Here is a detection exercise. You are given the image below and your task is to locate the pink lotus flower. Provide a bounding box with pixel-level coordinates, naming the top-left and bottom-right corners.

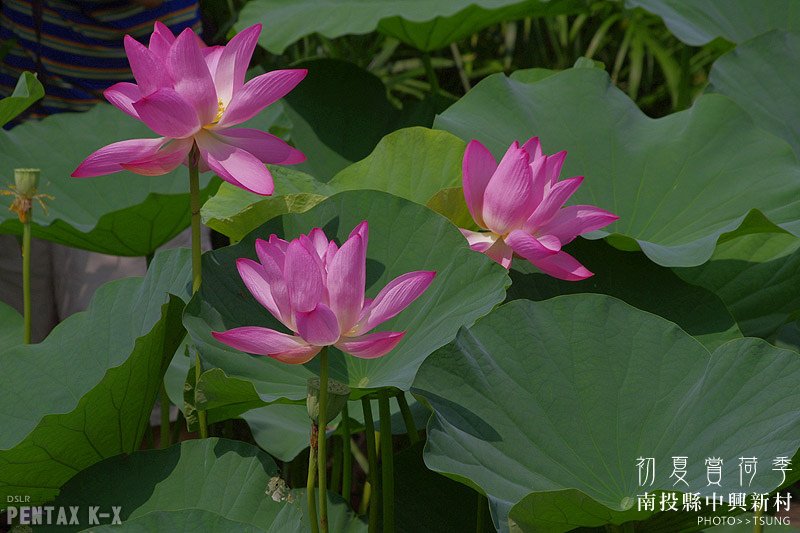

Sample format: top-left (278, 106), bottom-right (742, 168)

top-left (71, 22), bottom-right (306, 196)
top-left (212, 221), bottom-right (436, 364)
top-left (460, 138), bottom-right (618, 280)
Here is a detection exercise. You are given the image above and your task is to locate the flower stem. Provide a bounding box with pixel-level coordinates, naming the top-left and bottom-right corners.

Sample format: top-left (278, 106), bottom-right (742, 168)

top-left (188, 147), bottom-right (202, 295)
top-left (317, 347), bottom-right (330, 533)
top-left (21, 216), bottom-right (31, 344)
top-left (341, 402), bottom-right (352, 503)
top-left (422, 52), bottom-right (440, 96)
top-left (307, 424), bottom-right (319, 533)
top-left (395, 391), bottom-right (419, 445)
top-left (349, 437), bottom-right (368, 473)
top-left (331, 435), bottom-right (342, 494)
top-left (361, 397), bottom-right (380, 532)
top-left (188, 147), bottom-right (208, 440)
top-left (378, 390), bottom-right (395, 533)
top-left (11, 168), bottom-right (43, 345)
top-left (450, 42), bottom-right (471, 93)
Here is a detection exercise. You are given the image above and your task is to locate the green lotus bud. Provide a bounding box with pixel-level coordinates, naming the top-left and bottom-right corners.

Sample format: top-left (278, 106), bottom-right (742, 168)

top-left (14, 168), bottom-right (40, 197)
top-left (307, 377), bottom-right (350, 425)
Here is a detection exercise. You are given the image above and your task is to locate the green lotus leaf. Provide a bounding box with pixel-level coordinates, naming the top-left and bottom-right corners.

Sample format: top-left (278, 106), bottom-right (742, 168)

top-left (241, 404), bottom-right (314, 462)
top-left (626, 0), bottom-right (800, 46)
top-left (201, 165), bottom-right (329, 242)
top-left (205, 191), bottom-right (323, 244)
top-left (180, 367), bottom-right (267, 433)
top-left (237, 0), bottom-right (584, 53)
top-left (0, 104), bottom-right (216, 256)
top-left (163, 342), bottom-right (287, 446)
top-left (282, 59), bottom-right (448, 179)
top-left (202, 127), bottom-right (465, 241)
top-left (377, 0), bottom-right (585, 51)
top-left (351, 393), bottom-right (429, 434)
top-left (507, 490), bottom-right (739, 533)
top-left (84, 510), bottom-right (263, 532)
top-left (0, 301), bottom-right (22, 349)
top-left (700, 517), bottom-right (798, 533)
top-left (426, 187), bottom-right (476, 229)
top-left (196, 368), bottom-right (266, 419)
top-left (507, 490), bottom-right (643, 533)
top-left (507, 238), bottom-right (742, 350)
top-left (183, 190), bottom-right (509, 398)
top-left (0, 71), bottom-right (44, 127)
top-left (413, 295), bottom-right (800, 530)
top-left (242, 391), bottom-right (428, 462)
top-left (329, 127), bottom-right (464, 202)
top-left (42, 438), bottom-right (365, 532)
top-left (675, 231), bottom-right (800, 339)
top-left (0, 97), bottom-right (284, 256)
top-left (774, 321), bottom-right (800, 354)
top-left (164, 350), bottom-right (428, 461)
top-left (0, 249), bottom-right (190, 506)
top-left (709, 30), bottom-right (800, 157)
top-left (435, 67), bottom-right (800, 267)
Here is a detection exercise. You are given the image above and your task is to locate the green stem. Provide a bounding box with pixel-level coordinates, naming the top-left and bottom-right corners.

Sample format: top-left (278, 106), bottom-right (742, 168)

top-left (195, 350), bottom-right (208, 438)
top-left (317, 348), bottom-right (329, 533)
top-left (395, 391), bottom-right (419, 445)
top-left (307, 425), bottom-right (320, 533)
top-left (378, 391), bottom-right (395, 533)
top-left (22, 217), bottom-right (31, 344)
top-left (341, 402), bottom-right (352, 503)
top-left (188, 147), bottom-right (208, 440)
top-left (362, 397), bottom-right (380, 532)
top-left (421, 53), bottom-right (440, 96)
top-left (449, 42), bottom-right (471, 93)
top-left (331, 436), bottom-right (342, 495)
top-left (159, 383), bottom-right (170, 448)
top-left (188, 146), bottom-right (202, 295)
top-left (349, 437), bottom-right (368, 474)
top-left (358, 481), bottom-right (372, 517)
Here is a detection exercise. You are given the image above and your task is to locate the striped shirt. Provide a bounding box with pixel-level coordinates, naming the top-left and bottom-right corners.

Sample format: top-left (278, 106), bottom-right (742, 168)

top-left (0, 0), bottom-right (201, 121)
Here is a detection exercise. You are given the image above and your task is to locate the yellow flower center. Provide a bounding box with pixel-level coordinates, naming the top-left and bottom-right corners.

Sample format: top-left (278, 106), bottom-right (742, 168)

top-left (212, 98), bottom-right (225, 124)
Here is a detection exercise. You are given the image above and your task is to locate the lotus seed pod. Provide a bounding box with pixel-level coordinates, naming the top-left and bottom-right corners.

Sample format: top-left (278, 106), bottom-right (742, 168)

top-left (14, 168), bottom-right (40, 197)
top-left (307, 377), bottom-right (351, 425)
